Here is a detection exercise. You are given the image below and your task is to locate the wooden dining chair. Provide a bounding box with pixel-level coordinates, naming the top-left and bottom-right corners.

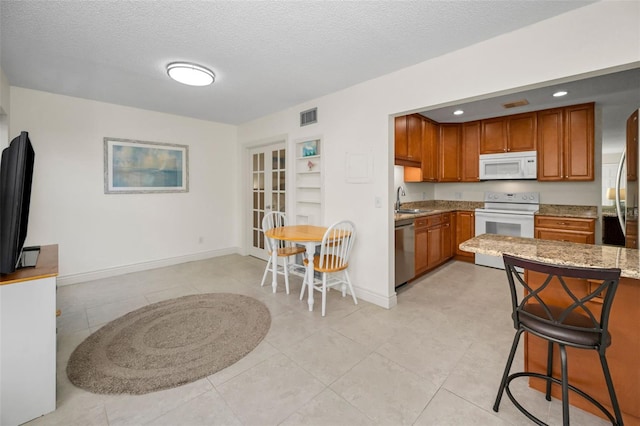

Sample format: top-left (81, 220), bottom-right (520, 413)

top-left (300, 220), bottom-right (357, 316)
top-left (260, 211), bottom-right (305, 294)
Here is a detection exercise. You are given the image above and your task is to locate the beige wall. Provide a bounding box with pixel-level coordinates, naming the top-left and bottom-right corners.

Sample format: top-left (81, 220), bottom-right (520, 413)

top-left (10, 88), bottom-right (238, 281)
top-left (0, 67), bottom-right (9, 147)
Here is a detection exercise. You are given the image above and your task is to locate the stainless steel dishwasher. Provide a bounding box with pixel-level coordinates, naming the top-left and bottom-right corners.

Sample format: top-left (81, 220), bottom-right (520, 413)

top-left (395, 218), bottom-right (415, 288)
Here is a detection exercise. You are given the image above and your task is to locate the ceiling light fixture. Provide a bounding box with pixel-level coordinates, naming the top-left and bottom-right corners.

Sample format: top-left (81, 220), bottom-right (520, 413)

top-left (553, 90), bottom-right (568, 97)
top-left (453, 110), bottom-right (464, 116)
top-left (166, 62), bottom-right (215, 86)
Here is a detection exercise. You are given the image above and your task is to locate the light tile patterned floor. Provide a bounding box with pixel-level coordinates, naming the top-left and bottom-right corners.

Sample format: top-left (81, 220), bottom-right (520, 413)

top-left (30, 255), bottom-right (611, 425)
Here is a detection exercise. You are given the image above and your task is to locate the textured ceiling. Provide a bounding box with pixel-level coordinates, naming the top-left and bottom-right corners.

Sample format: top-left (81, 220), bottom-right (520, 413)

top-left (0, 1), bottom-right (596, 125)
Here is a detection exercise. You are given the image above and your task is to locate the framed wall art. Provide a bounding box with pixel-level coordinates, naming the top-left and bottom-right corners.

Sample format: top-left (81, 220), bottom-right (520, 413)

top-left (104, 138), bottom-right (189, 194)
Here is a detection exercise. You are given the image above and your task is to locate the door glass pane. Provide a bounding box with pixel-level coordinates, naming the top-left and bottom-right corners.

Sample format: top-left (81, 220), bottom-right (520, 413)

top-left (249, 143), bottom-right (286, 254)
top-left (252, 152), bottom-right (265, 250)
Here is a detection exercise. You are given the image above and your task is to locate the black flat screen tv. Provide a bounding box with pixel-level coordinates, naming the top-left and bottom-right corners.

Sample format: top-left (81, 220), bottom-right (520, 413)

top-left (0, 131), bottom-right (35, 274)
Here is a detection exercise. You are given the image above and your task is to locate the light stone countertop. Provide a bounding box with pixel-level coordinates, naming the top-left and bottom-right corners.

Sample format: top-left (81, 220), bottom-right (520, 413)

top-left (536, 204), bottom-right (598, 219)
top-left (460, 234), bottom-right (640, 279)
top-left (394, 200), bottom-right (483, 222)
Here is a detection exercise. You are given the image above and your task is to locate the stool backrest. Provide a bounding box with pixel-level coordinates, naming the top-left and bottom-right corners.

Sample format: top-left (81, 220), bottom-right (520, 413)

top-left (502, 254), bottom-right (621, 346)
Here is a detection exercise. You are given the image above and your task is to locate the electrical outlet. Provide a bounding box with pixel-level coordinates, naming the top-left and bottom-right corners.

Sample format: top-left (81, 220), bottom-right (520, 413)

top-left (422, 192), bottom-right (426, 200)
top-left (374, 196), bottom-right (382, 208)
top-left (198, 236), bottom-right (204, 244)
top-left (455, 192), bottom-right (462, 199)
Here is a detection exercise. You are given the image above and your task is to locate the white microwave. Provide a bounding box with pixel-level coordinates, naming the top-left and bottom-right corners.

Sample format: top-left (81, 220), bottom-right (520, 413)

top-left (479, 151), bottom-right (537, 180)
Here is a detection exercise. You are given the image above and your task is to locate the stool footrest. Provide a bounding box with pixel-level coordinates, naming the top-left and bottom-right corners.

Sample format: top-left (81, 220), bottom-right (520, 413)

top-left (503, 371), bottom-right (619, 426)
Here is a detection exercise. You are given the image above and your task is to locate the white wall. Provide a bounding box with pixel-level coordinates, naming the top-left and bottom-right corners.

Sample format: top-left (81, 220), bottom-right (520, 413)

top-left (10, 88), bottom-right (238, 282)
top-left (238, 1), bottom-right (640, 309)
top-left (0, 67), bottom-right (9, 147)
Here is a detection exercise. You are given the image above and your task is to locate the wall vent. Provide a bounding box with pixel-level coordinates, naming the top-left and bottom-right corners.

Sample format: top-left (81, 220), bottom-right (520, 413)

top-left (300, 108), bottom-right (317, 126)
top-left (503, 99), bottom-right (529, 109)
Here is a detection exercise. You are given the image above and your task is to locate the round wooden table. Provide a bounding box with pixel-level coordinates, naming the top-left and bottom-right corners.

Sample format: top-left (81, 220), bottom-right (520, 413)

top-left (265, 225), bottom-right (327, 312)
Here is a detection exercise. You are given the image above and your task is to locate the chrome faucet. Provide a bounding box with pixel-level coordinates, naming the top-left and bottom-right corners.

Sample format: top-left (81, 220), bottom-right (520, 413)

top-left (395, 186), bottom-right (405, 211)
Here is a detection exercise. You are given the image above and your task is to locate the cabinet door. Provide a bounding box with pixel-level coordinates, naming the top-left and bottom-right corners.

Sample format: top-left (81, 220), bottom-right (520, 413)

top-left (564, 103), bottom-right (594, 181)
top-left (407, 114), bottom-right (423, 163)
top-left (439, 124), bottom-right (461, 182)
top-left (415, 224), bottom-right (428, 275)
top-left (455, 211), bottom-right (475, 258)
top-left (441, 220), bottom-right (453, 261)
top-left (507, 112), bottom-right (537, 152)
top-left (426, 225), bottom-right (442, 268)
top-left (460, 122), bottom-right (480, 182)
top-left (480, 117), bottom-right (507, 154)
top-left (421, 119), bottom-right (439, 181)
top-left (536, 108), bottom-right (564, 181)
top-left (394, 116), bottom-right (408, 160)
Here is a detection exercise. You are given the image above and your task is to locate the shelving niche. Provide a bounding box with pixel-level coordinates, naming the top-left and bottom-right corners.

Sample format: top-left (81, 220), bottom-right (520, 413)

top-left (295, 138), bottom-right (323, 225)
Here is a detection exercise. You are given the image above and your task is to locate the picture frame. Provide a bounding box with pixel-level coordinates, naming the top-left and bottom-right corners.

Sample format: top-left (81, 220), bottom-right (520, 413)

top-left (104, 138), bottom-right (189, 194)
top-left (301, 140), bottom-right (318, 157)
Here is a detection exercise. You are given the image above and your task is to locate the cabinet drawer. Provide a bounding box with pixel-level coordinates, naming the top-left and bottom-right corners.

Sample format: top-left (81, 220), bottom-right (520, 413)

top-left (535, 229), bottom-right (594, 244)
top-left (535, 216), bottom-right (595, 232)
top-left (415, 217), bottom-right (428, 229)
top-left (426, 213), bottom-right (450, 227)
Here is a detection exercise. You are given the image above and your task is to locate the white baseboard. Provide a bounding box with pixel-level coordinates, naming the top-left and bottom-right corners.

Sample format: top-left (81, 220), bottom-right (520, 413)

top-left (57, 247), bottom-right (241, 286)
top-left (353, 286), bottom-right (397, 309)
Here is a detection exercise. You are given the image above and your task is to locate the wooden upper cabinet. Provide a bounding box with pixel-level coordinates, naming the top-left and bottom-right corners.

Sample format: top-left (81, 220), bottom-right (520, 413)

top-left (461, 121), bottom-right (480, 182)
top-left (421, 119), bottom-right (439, 181)
top-left (439, 124), bottom-right (461, 182)
top-left (480, 117), bottom-right (507, 154)
top-left (626, 109), bottom-right (638, 182)
top-left (394, 114), bottom-right (422, 166)
top-left (507, 112), bottom-right (537, 152)
top-left (537, 108), bottom-right (564, 181)
top-left (537, 103), bottom-right (594, 181)
top-left (480, 114), bottom-right (536, 154)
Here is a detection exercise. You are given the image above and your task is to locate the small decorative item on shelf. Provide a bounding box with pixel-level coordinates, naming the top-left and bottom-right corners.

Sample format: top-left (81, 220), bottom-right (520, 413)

top-left (307, 160), bottom-right (315, 171)
top-left (302, 140), bottom-right (317, 157)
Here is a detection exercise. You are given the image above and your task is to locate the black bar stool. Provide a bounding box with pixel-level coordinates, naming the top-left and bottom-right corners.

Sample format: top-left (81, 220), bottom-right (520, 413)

top-left (493, 254), bottom-right (624, 426)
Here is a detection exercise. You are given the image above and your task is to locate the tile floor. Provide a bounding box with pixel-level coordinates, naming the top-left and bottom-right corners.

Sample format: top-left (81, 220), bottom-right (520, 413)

top-left (30, 255), bottom-right (612, 425)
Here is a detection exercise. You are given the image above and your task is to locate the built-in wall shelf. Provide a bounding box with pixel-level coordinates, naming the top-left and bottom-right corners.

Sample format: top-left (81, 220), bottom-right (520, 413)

top-left (295, 138), bottom-right (323, 225)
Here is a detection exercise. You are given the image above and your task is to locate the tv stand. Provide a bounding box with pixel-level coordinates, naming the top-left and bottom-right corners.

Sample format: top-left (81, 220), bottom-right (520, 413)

top-left (0, 245), bottom-right (58, 426)
top-left (17, 245), bottom-right (40, 269)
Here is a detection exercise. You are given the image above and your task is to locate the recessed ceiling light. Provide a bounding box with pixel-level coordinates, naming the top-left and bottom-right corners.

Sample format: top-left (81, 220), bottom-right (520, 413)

top-left (553, 90), bottom-right (568, 97)
top-left (167, 62), bottom-right (215, 86)
top-left (453, 110), bottom-right (464, 116)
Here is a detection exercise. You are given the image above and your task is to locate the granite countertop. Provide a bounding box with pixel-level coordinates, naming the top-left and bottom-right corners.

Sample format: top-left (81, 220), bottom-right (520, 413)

top-left (394, 200), bottom-right (483, 221)
top-left (460, 234), bottom-right (640, 279)
top-left (536, 204), bottom-right (598, 219)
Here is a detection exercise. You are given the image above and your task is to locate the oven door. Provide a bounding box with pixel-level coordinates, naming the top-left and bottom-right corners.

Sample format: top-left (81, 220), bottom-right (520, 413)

top-left (474, 210), bottom-right (534, 269)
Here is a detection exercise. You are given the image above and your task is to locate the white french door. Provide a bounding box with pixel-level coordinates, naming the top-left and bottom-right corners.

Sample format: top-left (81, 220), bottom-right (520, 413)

top-left (247, 142), bottom-right (287, 260)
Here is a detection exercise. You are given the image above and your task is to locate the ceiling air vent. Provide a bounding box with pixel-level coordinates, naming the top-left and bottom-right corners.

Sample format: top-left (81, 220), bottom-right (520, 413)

top-left (300, 108), bottom-right (317, 127)
top-left (503, 99), bottom-right (529, 109)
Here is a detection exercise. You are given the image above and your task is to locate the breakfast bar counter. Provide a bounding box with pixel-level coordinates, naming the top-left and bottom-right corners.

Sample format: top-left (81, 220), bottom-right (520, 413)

top-left (460, 234), bottom-right (640, 425)
top-left (460, 233), bottom-right (640, 279)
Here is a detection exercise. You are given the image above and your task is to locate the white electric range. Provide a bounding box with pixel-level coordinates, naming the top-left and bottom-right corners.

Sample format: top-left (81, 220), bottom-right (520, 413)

top-left (474, 191), bottom-right (539, 269)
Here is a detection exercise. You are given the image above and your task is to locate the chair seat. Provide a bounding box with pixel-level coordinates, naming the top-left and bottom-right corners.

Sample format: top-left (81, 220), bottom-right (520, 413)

top-left (269, 246), bottom-right (306, 257)
top-left (521, 304), bottom-right (610, 348)
top-left (303, 254), bottom-right (348, 272)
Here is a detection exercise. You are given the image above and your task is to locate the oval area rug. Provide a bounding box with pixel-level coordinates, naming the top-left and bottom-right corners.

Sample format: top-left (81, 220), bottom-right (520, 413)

top-left (67, 293), bottom-right (271, 394)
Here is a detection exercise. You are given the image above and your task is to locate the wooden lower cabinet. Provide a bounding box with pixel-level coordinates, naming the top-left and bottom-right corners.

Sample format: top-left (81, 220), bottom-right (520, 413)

top-left (524, 272), bottom-right (640, 425)
top-left (415, 217), bottom-right (429, 275)
top-left (534, 215), bottom-right (595, 244)
top-left (455, 210), bottom-right (475, 261)
top-left (414, 213), bottom-right (454, 277)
